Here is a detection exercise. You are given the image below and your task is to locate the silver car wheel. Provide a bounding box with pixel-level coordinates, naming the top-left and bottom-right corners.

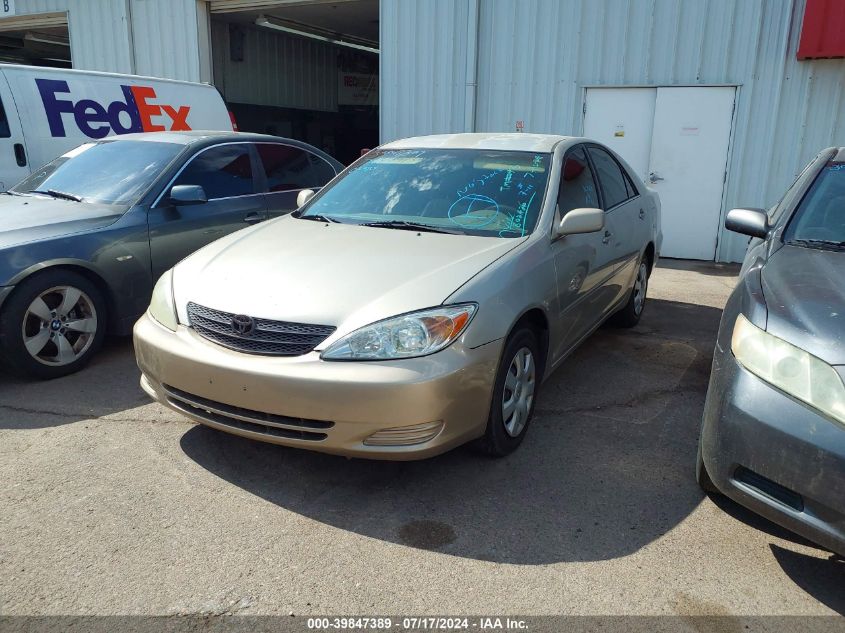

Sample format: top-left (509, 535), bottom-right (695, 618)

top-left (502, 347), bottom-right (536, 437)
top-left (633, 261), bottom-right (648, 316)
top-left (21, 285), bottom-right (98, 366)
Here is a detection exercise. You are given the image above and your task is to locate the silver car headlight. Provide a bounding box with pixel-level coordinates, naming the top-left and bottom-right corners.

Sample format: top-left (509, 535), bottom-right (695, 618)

top-left (148, 269), bottom-right (178, 331)
top-left (321, 304), bottom-right (477, 361)
top-left (731, 314), bottom-right (845, 424)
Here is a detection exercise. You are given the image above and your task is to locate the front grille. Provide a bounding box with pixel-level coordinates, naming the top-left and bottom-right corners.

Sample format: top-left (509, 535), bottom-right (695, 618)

top-left (163, 384), bottom-right (332, 442)
top-left (187, 302), bottom-right (335, 356)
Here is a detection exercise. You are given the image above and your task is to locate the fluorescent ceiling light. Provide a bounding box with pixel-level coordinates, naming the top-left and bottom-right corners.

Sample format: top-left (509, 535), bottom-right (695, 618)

top-left (255, 15), bottom-right (379, 54)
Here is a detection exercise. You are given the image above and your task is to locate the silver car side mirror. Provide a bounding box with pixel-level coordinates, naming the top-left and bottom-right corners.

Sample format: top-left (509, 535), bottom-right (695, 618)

top-left (556, 207), bottom-right (605, 238)
top-left (297, 189), bottom-right (316, 208)
top-left (725, 208), bottom-right (769, 239)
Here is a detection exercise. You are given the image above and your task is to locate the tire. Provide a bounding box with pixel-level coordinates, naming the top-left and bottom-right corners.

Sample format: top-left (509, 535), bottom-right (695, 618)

top-left (610, 256), bottom-right (650, 328)
top-left (696, 439), bottom-right (719, 494)
top-left (473, 327), bottom-right (540, 457)
top-left (0, 270), bottom-right (107, 379)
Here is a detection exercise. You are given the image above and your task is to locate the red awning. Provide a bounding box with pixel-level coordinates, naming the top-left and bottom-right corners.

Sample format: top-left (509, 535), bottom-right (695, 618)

top-left (798, 0), bottom-right (845, 59)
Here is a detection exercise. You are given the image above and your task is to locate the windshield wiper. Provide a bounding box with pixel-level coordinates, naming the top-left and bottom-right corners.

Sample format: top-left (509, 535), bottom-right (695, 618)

top-left (28, 189), bottom-right (83, 202)
top-left (361, 220), bottom-right (461, 235)
top-left (299, 213), bottom-right (340, 223)
top-left (789, 238), bottom-right (845, 251)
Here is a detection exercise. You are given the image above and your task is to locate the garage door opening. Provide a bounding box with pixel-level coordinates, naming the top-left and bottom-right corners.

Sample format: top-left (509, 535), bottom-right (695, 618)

top-left (0, 13), bottom-right (70, 68)
top-left (211, 0), bottom-right (378, 166)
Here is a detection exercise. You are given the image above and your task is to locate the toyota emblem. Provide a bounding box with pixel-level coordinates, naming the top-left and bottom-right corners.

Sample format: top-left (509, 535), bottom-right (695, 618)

top-left (231, 314), bottom-right (256, 336)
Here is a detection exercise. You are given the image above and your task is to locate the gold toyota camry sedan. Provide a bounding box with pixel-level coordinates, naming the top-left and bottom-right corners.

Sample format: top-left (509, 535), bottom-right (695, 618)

top-left (134, 133), bottom-right (662, 459)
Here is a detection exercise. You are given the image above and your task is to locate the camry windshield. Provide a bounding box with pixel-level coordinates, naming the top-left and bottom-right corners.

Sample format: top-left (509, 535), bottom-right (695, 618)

top-left (11, 140), bottom-right (182, 206)
top-left (784, 162), bottom-right (845, 249)
top-left (299, 148), bottom-right (552, 237)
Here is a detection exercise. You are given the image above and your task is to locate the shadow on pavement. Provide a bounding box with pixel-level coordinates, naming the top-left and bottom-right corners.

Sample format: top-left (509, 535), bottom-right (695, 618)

top-left (769, 545), bottom-right (845, 615)
top-left (658, 258), bottom-right (741, 278)
top-left (0, 336), bottom-right (147, 429)
top-left (181, 298), bottom-right (723, 564)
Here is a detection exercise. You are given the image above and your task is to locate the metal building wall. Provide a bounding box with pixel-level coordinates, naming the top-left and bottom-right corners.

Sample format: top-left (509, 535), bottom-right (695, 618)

top-left (8, 0), bottom-right (205, 81)
top-left (129, 0), bottom-right (205, 82)
top-left (210, 20), bottom-right (337, 112)
top-left (380, 0), bottom-right (845, 262)
top-left (380, 0), bottom-right (473, 141)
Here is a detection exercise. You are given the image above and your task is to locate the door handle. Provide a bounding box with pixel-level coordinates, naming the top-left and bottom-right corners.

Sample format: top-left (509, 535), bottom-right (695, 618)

top-left (243, 212), bottom-right (266, 224)
top-left (638, 208), bottom-right (646, 220)
top-left (13, 143), bottom-right (26, 167)
top-left (602, 230), bottom-right (612, 245)
top-left (648, 172), bottom-right (664, 184)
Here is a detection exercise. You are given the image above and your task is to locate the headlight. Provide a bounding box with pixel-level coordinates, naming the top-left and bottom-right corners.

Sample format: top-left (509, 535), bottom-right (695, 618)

top-left (148, 269), bottom-right (178, 331)
top-left (321, 304), bottom-right (477, 361)
top-left (731, 314), bottom-right (845, 424)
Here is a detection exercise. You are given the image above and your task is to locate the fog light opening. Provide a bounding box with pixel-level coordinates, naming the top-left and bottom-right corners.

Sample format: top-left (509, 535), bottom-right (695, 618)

top-left (364, 421), bottom-right (444, 446)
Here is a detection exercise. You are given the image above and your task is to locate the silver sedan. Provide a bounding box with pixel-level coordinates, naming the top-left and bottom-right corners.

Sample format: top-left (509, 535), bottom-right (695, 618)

top-left (134, 133), bottom-right (662, 459)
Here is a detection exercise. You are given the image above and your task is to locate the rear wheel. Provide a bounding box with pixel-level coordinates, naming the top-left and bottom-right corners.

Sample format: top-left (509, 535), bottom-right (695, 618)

top-left (473, 328), bottom-right (540, 457)
top-left (0, 270), bottom-right (107, 379)
top-left (610, 256), bottom-right (649, 328)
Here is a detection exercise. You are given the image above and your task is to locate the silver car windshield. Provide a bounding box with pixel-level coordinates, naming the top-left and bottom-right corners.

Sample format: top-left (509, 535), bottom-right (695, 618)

top-left (784, 162), bottom-right (845, 249)
top-left (11, 140), bottom-right (183, 206)
top-left (300, 148), bottom-right (552, 238)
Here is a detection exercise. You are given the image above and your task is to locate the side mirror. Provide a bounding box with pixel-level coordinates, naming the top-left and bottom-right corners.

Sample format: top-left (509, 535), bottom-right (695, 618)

top-left (556, 207), bottom-right (605, 237)
top-left (725, 207), bottom-right (769, 239)
top-left (297, 189), bottom-right (316, 208)
top-left (170, 184), bottom-right (207, 206)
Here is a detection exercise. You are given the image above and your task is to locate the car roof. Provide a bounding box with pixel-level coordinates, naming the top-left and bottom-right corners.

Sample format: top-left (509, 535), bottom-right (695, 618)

top-left (107, 130), bottom-right (301, 145)
top-left (98, 131), bottom-right (344, 169)
top-left (381, 133), bottom-right (582, 153)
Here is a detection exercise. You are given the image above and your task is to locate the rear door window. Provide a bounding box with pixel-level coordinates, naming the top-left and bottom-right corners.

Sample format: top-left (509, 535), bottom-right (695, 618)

top-left (587, 147), bottom-right (630, 209)
top-left (173, 144), bottom-right (255, 200)
top-left (257, 143), bottom-right (336, 192)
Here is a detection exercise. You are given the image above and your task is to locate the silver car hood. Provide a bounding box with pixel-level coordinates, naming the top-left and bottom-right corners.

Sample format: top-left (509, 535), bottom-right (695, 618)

top-left (173, 215), bottom-right (524, 338)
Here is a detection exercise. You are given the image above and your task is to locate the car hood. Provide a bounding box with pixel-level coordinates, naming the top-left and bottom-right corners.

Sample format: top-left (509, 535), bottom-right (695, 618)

top-left (173, 216), bottom-right (525, 339)
top-left (762, 244), bottom-right (845, 366)
top-left (0, 195), bottom-right (123, 248)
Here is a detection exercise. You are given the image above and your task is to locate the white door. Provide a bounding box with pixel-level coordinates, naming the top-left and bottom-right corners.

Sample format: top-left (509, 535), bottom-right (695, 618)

top-left (584, 86), bottom-right (736, 260)
top-left (583, 87), bottom-right (655, 182)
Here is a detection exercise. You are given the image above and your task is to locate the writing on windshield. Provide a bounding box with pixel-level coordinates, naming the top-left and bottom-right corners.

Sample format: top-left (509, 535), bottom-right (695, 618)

top-left (301, 148), bottom-right (551, 238)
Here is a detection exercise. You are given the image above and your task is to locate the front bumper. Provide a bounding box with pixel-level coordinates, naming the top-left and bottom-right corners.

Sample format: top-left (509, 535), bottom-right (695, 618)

top-left (701, 341), bottom-right (845, 556)
top-left (133, 312), bottom-right (502, 460)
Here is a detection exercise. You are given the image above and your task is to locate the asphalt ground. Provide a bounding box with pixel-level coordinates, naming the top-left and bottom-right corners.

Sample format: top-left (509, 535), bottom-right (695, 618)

top-left (2, 260), bottom-right (844, 618)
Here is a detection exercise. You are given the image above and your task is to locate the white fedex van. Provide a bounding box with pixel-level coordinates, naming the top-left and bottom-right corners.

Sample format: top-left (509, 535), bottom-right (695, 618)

top-left (0, 64), bottom-right (234, 190)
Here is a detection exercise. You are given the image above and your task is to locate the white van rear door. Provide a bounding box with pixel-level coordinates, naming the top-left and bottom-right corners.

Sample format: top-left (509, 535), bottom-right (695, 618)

top-left (0, 71), bottom-right (31, 191)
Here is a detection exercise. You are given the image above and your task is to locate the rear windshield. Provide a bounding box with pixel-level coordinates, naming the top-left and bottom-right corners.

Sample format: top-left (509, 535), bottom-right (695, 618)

top-left (784, 162), bottom-right (845, 249)
top-left (299, 148), bottom-right (552, 238)
top-left (12, 140), bottom-right (182, 206)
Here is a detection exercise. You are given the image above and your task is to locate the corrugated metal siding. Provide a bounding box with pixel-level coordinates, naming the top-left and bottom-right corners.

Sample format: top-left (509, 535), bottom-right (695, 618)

top-left (129, 0), bottom-right (202, 81)
top-left (9, 0), bottom-right (133, 73)
top-left (381, 0), bottom-right (845, 262)
top-left (211, 20), bottom-right (336, 111)
top-left (8, 0), bottom-right (202, 80)
top-left (380, 0), bottom-right (471, 141)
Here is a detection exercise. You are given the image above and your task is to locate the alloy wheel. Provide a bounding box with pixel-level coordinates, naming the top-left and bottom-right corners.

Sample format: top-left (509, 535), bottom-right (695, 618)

top-left (633, 261), bottom-right (648, 316)
top-left (21, 285), bottom-right (98, 366)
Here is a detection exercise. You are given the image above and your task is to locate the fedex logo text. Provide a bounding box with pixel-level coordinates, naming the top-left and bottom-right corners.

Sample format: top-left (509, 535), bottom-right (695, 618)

top-left (36, 78), bottom-right (192, 139)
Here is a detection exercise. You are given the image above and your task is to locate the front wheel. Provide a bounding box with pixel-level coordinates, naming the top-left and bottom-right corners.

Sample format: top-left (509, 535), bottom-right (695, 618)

top-left (473, 328), bottom-right (540, 457)
top-left (0, 270), bottom-right (107, 379)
